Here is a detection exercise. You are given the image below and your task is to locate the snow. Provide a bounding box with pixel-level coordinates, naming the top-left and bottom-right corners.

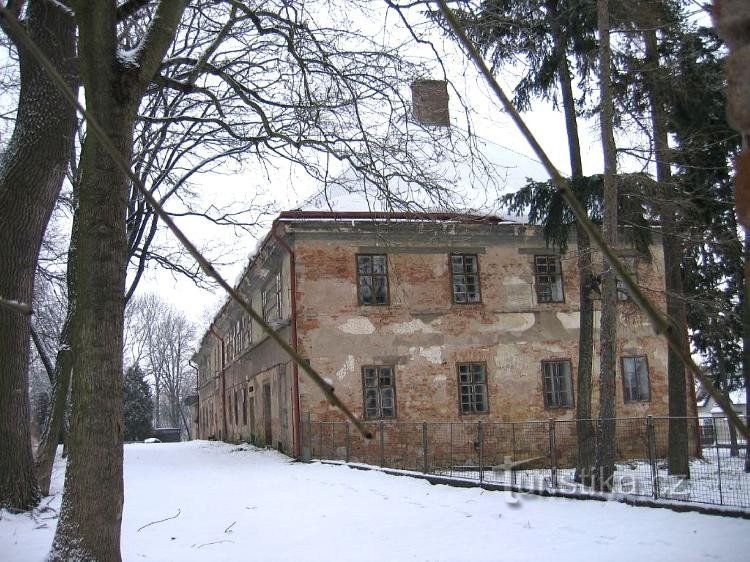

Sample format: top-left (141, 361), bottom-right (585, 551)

top-left (2, 441), bottom-right (749, 561)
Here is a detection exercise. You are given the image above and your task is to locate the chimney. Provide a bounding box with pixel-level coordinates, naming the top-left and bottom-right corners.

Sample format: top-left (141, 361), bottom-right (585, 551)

top-left (411, 79), bottom-right (450, 126)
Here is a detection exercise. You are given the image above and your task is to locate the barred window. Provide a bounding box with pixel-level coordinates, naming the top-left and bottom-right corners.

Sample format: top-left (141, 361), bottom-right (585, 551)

top-left (534, 255), bottom-right (564, 303)
top-left (357, 254), bottom-right (389, 305)
top-left (451, 254), bottom-right (481, 303)
top-left (458, 363), bottom-right (488, 414)
top-left (362, 366), bottom-right (396, 419)
top-left (542, 360), bottom-right (574, 408)
top-left (622, 356), bottom-right (650, 402)
top-left (263, 271), bottom-right (282, 321)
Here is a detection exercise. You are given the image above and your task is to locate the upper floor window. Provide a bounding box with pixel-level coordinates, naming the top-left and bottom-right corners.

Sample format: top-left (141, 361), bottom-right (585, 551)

top-left (616, 256), bottom-right (637, 301)
top-left (457, 363), bottom-right (488, 414)
top-left (542, 360), bottom-right (574, 408)
top-left (362, 366), bottom-right (396, 419)
top-left (263, 271), bottom-right (282, 321)
top-left (357, 254), bottom-right (389, 305)
top-left (451, 254), bottom-right (481, 304)
top-left (622, 356), bottom-right (650, 402)
top-left (534, 255), bottom-right (564, 303)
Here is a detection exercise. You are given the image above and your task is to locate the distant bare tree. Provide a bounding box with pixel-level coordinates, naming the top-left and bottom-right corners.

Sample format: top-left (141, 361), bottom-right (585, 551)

top-left (126, 294), bottom-right (196, 436)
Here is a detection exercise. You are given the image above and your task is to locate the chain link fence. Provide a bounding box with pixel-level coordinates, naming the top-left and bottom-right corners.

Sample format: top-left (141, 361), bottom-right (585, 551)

top-left (300, 414), bottom-right (749, 509)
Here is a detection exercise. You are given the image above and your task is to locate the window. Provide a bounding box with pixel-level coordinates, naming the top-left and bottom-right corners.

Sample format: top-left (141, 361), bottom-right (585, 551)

top-left (622, 356), bottom-right (650, 402)
top-left (542, 360), bottom-right (574, 408)
top-left (616, 256), bottom-right (637, 301)
top-left (451, 254), bottom-right (481, 303)
top-left (362, 366), bottom-right (396, 419)
top-left (263, 271), bottom-right (282, 321)
top-left (534, 255), bottom-right (564, 303)
top-left (357, 254), bottom-right (389, 305)
top-left (242, 388), bottom-right (248, 425)
top-left (457, 363), bottom-right (488, 414)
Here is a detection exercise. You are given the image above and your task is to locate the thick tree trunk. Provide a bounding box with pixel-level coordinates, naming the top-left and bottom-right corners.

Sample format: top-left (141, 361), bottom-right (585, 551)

top-left (51, 2), bottom-right (186, 557)
top-left (594, 0), bottom-right (618, 492)
top-left (0, 0), bottom-right (76, 510)
top-left (644, 28), bottom-right (691, 477)
top-left (50, 105), bottom-right (134, 559)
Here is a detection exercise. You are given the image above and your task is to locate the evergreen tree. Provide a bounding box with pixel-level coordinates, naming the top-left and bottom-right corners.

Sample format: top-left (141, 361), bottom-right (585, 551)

top-left (123, 366), bottom-right (153, 442)
top-left (454, 0), bottom-right (601, 484)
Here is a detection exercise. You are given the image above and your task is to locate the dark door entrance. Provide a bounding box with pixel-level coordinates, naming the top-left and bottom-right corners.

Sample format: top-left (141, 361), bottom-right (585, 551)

top-left (263, 383), bottom-right (272, 446)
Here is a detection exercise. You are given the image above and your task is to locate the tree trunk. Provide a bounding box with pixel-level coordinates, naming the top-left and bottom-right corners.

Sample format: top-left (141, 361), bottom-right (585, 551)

top-left (50, 108), bottom-right (134, 562)
top-left (644, 28), bottom-right (691, 477)
top-left (35, 340), bottom-right (73, 496)
top-left (0, 0), bottom-right (77, 510)
top-left (547, 1), bottom-right (596, 484)
top-left (744, 229), bottom-right (750, 471)
top-left (155, 377), bottom-right (161, 427)
top-left (726, 389), bottom-right (739, 457)
top-left (594, 0), bottom-right (618, 492)
top-left (50, 2), bottom-right (187, 557)
top-left (36, 201), bottom-right (79, 496)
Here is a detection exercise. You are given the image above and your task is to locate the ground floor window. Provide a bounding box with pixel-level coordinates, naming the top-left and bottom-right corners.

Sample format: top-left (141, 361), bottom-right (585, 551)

top-left (622, 355), bottom-right (650, 402)
top-left (362, 366), bottom-right (396, 419)
top-left (542, 360), bottom-right (573, 408)
top-left (458, 363), bottom-right (488, 414)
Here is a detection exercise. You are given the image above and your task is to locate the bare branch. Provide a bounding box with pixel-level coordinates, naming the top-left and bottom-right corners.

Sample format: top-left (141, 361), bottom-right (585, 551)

top-left (137, 508), bottom-right (180, 532)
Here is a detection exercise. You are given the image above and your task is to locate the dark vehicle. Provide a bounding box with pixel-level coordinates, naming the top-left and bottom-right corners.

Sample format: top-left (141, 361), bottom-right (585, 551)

top-left (151, 428), bottom-right (181, 443)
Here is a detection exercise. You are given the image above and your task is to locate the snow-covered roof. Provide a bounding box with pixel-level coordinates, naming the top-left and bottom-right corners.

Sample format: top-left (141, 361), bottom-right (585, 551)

top-left (294, 183), bottom-right (523, 223)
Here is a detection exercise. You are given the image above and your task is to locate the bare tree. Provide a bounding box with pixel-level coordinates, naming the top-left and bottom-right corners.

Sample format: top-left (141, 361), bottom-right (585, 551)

top-left (126, 294), bottom-right (196, 436)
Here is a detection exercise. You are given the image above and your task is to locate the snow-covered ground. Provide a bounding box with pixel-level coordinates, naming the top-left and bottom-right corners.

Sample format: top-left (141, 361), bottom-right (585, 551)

top-left (2, 441), bottom-right (749, 561)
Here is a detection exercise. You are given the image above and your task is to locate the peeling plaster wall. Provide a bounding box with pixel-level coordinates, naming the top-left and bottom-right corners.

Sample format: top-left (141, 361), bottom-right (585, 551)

top-left (291, 221), bottom-right (679, 424)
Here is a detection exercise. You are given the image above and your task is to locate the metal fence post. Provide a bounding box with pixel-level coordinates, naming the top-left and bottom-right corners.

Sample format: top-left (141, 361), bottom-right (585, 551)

top-left (478, 421), bottom-right (484, 484)
top-left (345, 422), bottom-right (350, 463)
top-left (379, 420), bottom-right (385, 467)
top-left (646, 415), bottom-right (658, 500)
top-left (319, 421), bottom-right (324, 459)
top-left (713, 416), bottom-right (724, 505)
top-left (450, 423), bottom-right (454, 476)
top-left (422, 422), bottom-right (428, 474)
top-left (301, 411), bottom-right (312, 462)
top-left (511, 422), bottom-right (516, 486)
top-left (549, 418), bottom-right (557, 489)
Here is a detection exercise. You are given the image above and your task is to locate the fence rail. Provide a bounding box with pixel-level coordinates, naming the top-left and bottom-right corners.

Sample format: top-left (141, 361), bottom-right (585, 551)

top-left (300, 414), bottom-right (750, 509)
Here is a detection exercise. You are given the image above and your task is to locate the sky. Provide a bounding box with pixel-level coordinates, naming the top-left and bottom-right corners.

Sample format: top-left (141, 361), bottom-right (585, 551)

top-left (137, 1), bottom-right (609, 330)
top-left (2, 441), bottom-right (748, 561)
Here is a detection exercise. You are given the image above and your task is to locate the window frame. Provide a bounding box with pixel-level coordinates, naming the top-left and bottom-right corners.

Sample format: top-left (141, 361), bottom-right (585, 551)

top-left (534, 255), bottom-right (565, 303)
top-left (541, 359), bottom-right (575, 409)
top-left (621, 355), bottom-right (651, 403)
top-left (361, 365), bottom-right (397, 420)
top-left (356, 254), bottom-right (390, 306)
top-left (450, 253), bottom-right (482, 304)
top-left (457, 362), bottom-right (490, 415)
top-left (263, 271), bottom-right (282, 321)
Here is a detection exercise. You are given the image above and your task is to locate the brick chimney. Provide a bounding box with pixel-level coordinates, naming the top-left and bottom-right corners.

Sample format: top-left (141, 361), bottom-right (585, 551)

top-left (411, 79), bottom-right (450, 126)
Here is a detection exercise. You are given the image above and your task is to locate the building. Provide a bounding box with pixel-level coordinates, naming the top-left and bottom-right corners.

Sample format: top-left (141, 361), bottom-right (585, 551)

top-left (194, 211), bottom-right (695, 458)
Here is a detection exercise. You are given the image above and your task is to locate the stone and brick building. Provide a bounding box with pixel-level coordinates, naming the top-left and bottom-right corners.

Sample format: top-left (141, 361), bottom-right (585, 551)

top-left (194, 210), bottom-right (696, 459)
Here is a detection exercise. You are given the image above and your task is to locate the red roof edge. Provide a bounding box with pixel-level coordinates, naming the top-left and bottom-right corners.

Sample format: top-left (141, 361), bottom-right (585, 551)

top-left (278, 210), bottom-right (506, 223)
